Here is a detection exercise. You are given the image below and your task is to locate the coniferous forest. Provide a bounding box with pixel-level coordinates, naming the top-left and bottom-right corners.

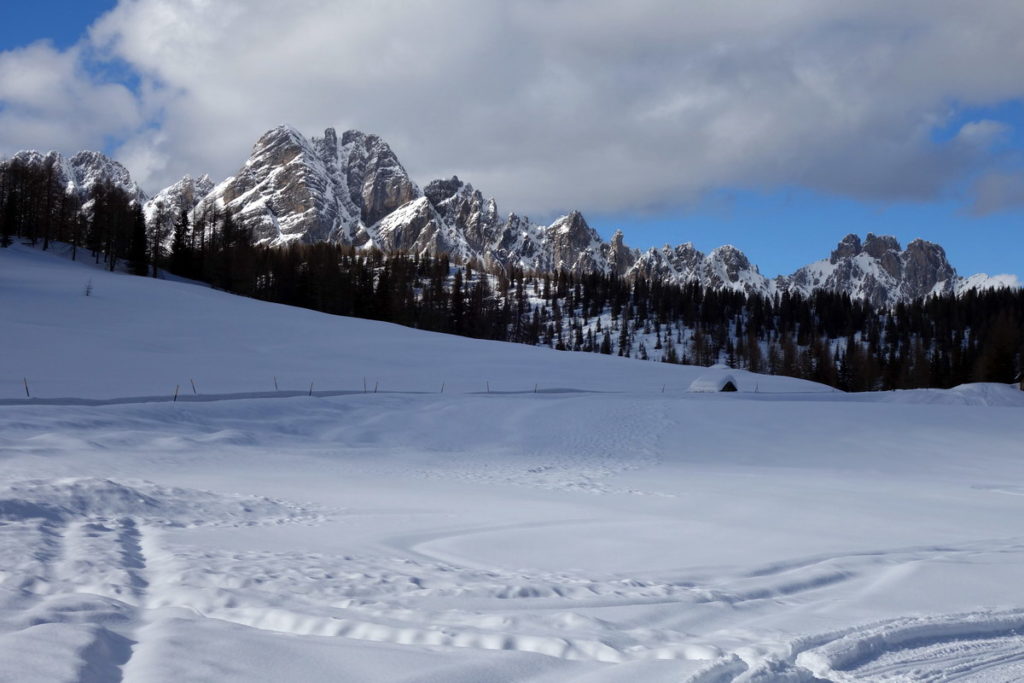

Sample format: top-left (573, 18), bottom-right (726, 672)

top-left (2, 155), bottom-right (1022, 392)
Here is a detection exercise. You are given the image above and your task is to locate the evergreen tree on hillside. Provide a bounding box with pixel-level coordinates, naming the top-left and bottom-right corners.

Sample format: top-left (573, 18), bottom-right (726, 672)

top-left (169, 208), bottom-right (192, 276)
top-left (129, 206), bottom-right (149, 276)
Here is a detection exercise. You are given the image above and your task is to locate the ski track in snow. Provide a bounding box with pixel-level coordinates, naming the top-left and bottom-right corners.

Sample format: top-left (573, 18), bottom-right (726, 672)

top-left (2, 396), bottom-right (1024, 681)
top-left (7, 477), bottom-right (1024, 680)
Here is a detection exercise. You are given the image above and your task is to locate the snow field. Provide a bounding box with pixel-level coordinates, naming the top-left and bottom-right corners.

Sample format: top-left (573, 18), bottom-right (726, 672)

top-left (2, 244), bottom-right (1024, 681)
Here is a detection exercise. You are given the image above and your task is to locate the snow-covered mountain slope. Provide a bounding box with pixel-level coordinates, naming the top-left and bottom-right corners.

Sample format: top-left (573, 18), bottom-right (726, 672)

top-left (143, 173), bottom-right (214, 225)
top-left (2, 242), bottom-right (1024, 682)
top-left (179, 125), bottom-right (1019, 305)
top-left (957, 271), bottom-right (1022, 294)
top-left (192, 125), bottom-right (419, 245)
top-left (787, 233), bottom-right (956, 307)
top-left (9, 149), bottom-right (147, 203)
top-left (11, 127), bottom-right (1019, 305)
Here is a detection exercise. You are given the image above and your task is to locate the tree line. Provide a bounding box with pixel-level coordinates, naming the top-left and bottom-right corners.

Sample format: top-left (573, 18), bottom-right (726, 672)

top-left (2, 156), bottom-right (1022, 391)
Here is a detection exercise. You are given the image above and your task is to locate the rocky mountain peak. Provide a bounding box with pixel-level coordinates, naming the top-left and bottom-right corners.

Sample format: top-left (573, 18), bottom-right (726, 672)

top-left (144, 173), bottom-right (216, 223)
top-left (11, 149), bottom-right (145, 203)
top-left (551, 211), bottom-right (591, 236)
top-left (830, 233), bottom-right (862, 263)
top-left (320, 127), bottom-right (339, 152)
top-left (902, 238), bottom-right (956, 296)
top-left (863, 233), bottom-right (901, 259)
top-left (337, 129), bottom-right (419, 226)
top-left (709, 244), bottom-right (751, 268)
top-left (146, 125), bottom-right (1015, 306)
top-left (789, 233), bottom-right (963, 307)
top-left (424, 176), bottom-right (465, 208)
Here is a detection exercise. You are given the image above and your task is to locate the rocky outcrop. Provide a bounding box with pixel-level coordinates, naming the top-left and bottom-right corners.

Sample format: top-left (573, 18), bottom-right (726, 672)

top-left (182, 125), bottom-right (1018, 306)
top-left (787, 233), bottom-right (962, 307)
top-left (194, 125), bottom-right (419, 245)
top-left (336, 129), bottom-right (419, 227)
top-left (628, 243), bottom-right (769, 297)
top-left (143, 174), bottom-right (214, 224)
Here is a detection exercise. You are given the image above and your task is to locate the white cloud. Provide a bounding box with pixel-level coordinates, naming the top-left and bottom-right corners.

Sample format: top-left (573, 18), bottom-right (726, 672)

top-left (953, 120), bottom-right (1010, 148)
top-left (0, 41), bottom-right (142, 156)
top-left (5, 0), bottom-right (1024, 218)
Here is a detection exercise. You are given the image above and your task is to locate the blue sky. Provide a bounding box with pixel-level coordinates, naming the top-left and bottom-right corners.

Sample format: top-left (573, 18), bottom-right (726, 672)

top-left (588, 191), bottom-right (1023, 280)
top-left (1, 1), bottom-right (1022, 280)
top-left (0, 2), bottom-right (117, 50)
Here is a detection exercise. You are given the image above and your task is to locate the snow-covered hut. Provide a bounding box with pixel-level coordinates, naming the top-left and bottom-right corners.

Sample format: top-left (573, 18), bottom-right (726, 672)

top-left (689, 373), bottom-right (739, 393)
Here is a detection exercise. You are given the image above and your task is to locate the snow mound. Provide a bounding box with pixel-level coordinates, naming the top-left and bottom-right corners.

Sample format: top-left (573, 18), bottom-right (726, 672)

top-left (874, 382), bottom-right (1024, 407)
top-left (0, 478), bottom-right (322, 527)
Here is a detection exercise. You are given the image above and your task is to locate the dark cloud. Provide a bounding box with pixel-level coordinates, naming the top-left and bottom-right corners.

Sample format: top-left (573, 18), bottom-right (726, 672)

top-left (971, 171), bottom-right (1024, 215)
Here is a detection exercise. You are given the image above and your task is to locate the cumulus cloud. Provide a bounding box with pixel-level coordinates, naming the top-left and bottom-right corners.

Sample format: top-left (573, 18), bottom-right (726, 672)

top-left (4, 0), bottom-right (1024, 217)
top-left (0, 41), bottom-right (142, 157)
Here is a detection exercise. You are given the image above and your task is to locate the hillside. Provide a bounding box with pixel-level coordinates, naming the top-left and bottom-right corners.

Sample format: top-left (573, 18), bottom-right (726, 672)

top-left (1, 244), bottom-right (1023, 682)
top-left (1, 243), bottom-right (826, 400)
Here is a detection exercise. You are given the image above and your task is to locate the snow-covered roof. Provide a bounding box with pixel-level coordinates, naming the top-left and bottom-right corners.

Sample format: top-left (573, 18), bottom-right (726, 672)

top-left (688, 373), bottom-right (739, 392)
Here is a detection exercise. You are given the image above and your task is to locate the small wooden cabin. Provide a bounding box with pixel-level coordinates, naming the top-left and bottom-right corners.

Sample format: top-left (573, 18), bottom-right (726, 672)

top-left (688, 374), bottom-right (739, 393)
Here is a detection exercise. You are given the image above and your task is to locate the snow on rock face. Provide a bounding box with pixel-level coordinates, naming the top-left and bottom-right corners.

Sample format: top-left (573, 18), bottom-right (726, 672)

top-left (336, 129), bottom-right (419, 227)
top-left (627, 243), bottom-right (769, 297)
top-left (957, 272), bottom-right (1022, 293)
top-left (788, 233), bottom-right (965, 307)
top-left (67, 151), bottom-right (146, 202)
top-left (156, 125), bottom-right (1022, 304)
top-left (543, 211), bottom-right (608, 274)
top-left (9, 150), bottom-right (147, 204)
top-left (144, 174), bottom-right (215, 225)
top-left (194, 125), bottom-right (419, 245)
top-left (16, 126), bottom-right (1015, 306)
top-left (189, 124), bottom-right (1018, 307)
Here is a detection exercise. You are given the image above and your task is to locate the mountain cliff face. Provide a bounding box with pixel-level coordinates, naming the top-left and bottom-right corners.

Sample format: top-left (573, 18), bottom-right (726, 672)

top-left (181, 125), bottom-right (1017, 307)
top-left (143, 174), bottom-right (214, 225)
top-left (786, 233), bottom-right (962, 306)
top-left (192, 126), bottom-right (419, 245)
top-left (13, 125), bottom-right (1016, 306)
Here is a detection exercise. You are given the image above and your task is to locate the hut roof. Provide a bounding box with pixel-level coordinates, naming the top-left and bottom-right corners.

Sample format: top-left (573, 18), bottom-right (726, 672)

top-left (688, 373), bottom-right (739, 393)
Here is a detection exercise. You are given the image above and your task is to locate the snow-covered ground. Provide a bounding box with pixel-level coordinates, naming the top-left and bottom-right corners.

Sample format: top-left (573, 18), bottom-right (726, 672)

top-left (2, 244), bottom-right (1024, 682)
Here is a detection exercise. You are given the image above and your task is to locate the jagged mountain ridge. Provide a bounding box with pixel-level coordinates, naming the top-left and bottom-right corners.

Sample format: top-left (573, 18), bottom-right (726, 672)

top-left (10, 150), bottom-right (147, 204)
top-left (188, 125), bottom-right (1015, 306)
top-left (143, 173), bottom-right (215, 229)
top-left (10, 126), bottom-right (1018, 307)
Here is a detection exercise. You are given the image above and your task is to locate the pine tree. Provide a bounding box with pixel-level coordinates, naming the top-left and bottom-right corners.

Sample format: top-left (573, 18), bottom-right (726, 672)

top-left (129, 206), bottom-right (149, 276)
top-left (169, 208), bottom-right (192, 276)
